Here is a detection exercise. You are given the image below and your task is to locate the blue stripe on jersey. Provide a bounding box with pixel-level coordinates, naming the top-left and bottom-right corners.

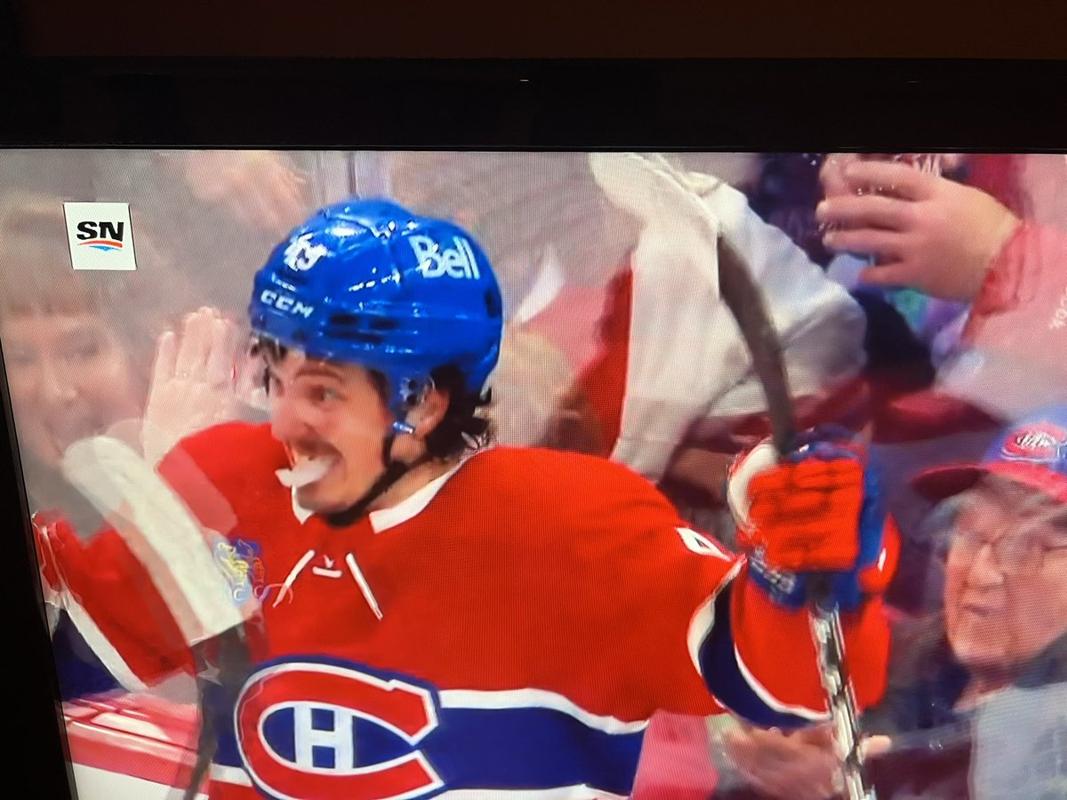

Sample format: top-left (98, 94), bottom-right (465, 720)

top-left (422, 706), bottom-right (643, 795)
top-left (699, 589), bottom-right (814, 729)
top-left (52, 612), bottom-right (121, 700)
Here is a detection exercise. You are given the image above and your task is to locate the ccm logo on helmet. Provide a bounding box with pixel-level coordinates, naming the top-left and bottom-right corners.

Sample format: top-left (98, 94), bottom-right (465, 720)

top-left (409, 235), bottom-right (481, 280)
top-left (236, 661), bottom-right (443, 800)
top-left (260, 290), bottom-right (315, 319)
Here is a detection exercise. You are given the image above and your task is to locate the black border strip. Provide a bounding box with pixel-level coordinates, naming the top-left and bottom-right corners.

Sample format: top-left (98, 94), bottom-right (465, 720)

top-left (0, 352), bottom-right (79, 798)
top-left (2, 59), bottom-right (1067, 150)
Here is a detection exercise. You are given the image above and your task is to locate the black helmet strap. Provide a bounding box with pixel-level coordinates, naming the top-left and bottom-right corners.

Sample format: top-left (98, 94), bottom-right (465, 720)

top-left (322, 426), bottom-right (431, 528)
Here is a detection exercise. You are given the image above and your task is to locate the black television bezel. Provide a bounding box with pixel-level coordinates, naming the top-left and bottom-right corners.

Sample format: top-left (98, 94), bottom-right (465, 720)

top-left (2, 58), bottom-right (1066, 799)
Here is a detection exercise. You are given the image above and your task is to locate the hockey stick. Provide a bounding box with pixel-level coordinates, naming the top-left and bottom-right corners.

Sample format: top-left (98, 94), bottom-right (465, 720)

top-left (61, 436), bottom-right (253, 800)
top-left (587, 153), bottom-right (874, 800)
top-left (717, 238), bottom-right (876, 800)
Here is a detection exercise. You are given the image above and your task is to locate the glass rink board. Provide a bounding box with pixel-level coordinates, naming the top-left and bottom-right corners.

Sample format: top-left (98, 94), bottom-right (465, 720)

top-left (1, 149), bottom-right (1066, 800)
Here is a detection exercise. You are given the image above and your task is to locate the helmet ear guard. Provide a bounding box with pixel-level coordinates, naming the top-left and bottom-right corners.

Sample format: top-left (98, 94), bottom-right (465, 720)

top-left (385, 373), bottom-right (435, 436)
top-left (396, 374), bottom-right (435, 412)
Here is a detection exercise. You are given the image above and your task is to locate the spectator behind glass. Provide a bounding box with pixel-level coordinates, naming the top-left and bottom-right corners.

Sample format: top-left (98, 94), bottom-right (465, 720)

top-left (0, 194), bottom-right (249, 701)
top-left (817, 153), bottom-right (1067, 421)
top-left (1, 196), bottom-right (169, 514)
top-left (813, 154), bottom-right (1027, 614)
top-left (713, 406), bottom-right (1067, 799)
top-left (0, 149), bottom-right (320, 317)
top-left (0, 196), bottom-right (251, 516)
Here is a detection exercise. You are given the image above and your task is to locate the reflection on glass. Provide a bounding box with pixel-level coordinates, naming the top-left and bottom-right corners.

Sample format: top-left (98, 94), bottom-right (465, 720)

top-left (2, 150), bottom-right (1066, 799)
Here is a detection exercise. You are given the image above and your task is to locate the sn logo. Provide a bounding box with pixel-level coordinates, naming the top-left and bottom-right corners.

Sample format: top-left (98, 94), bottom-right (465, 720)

top-left (75, 220), bottom-right (125, 252)
top-left (409, 234), bottom-right (481, 280)
top-left (236, 661), bottom-right (443, 800)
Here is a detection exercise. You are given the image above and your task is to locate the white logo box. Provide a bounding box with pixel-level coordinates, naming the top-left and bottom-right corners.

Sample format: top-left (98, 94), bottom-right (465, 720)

top-left (63, 202), bottom-right (138, 271)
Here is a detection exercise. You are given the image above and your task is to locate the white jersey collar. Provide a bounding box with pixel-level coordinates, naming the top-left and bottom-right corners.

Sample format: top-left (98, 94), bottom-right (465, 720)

top-left (286, 450), bottom-right (483, 530)
top-left (290, 489), bottom-right (315, 525)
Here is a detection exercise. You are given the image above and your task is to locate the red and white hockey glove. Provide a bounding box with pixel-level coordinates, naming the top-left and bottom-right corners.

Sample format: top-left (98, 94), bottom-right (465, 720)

top-left (727, 430), bottom-right (898, 610)
top-left (33, 515), bottom-right (66, 634)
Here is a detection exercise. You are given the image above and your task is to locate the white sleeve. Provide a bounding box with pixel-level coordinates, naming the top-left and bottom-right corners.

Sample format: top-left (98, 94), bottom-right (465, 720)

top-left (607, 166), bottom-right (866, 482)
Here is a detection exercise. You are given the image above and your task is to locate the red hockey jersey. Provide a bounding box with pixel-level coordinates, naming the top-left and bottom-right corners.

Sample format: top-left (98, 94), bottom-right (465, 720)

top-left (37, 422), bottom-right (889, 799)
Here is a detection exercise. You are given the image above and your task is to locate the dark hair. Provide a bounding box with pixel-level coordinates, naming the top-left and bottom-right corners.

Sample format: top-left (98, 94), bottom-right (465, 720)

top-left (250, 336), bottom-right (493, 460)
top-left (421, 364), bottom-right (493, 460)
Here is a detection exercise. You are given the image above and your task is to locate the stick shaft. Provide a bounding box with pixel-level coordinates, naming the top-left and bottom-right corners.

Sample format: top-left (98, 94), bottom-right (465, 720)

top-left (717, 238), bottom-right (875, 800)
top-left (810, 584), bottom-right (877, 800)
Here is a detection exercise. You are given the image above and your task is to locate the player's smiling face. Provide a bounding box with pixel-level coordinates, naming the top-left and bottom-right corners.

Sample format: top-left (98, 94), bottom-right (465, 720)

top-left (263, 349), bottom-right (394, 513)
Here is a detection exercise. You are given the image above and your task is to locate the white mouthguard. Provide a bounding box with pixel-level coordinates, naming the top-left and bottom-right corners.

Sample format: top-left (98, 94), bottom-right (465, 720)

top-left (276, 457), bottom-right (334, 488)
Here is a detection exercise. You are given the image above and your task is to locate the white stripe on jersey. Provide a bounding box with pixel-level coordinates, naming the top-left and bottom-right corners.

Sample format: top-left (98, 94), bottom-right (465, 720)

top-left (734, 643), bottom-right (828, 722)
top-left (210, 764), bottom-right (253, 786)
top-left (686, 557), bottom-right (743, 678)
top-left (438, 688), bottom-right (649, 735)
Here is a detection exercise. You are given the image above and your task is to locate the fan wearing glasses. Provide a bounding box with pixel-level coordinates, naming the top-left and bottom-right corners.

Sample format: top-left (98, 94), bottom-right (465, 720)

top-left (716, 407), bottom-right (1067, 800)
top-left (911, 407), bottom-right (1067, 706)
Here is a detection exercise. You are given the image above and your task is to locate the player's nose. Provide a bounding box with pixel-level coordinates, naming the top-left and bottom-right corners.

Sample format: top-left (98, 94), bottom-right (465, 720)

top-left (270, 392), bottom-right (312, 443)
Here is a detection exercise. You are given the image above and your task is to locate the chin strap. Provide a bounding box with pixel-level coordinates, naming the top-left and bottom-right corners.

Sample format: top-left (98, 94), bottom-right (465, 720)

top-left (324, 420), bottom-right (430, 528)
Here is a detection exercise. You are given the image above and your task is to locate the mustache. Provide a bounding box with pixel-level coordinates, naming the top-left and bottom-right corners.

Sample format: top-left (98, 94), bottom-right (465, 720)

top-left (284, 440), bottom-right (341, 461)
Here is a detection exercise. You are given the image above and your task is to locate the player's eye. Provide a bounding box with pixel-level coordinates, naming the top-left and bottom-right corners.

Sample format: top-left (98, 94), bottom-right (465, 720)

top-left (261, 368), bottom-right (282, 396)
top-left (311, 385), bottom-right (342, 404)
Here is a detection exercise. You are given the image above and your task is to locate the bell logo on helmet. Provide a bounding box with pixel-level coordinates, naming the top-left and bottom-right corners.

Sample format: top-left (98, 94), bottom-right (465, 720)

top-left (409, 235), bottom-right (481, 280)
top-left (284, 233), bottom-right (331, 272)
top-left (260, 289), bottom-right (315, 319)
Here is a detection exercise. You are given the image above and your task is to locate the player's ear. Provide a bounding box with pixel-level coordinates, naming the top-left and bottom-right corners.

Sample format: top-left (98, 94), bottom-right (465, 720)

top-left (410, 385), bottom-right (450, 440)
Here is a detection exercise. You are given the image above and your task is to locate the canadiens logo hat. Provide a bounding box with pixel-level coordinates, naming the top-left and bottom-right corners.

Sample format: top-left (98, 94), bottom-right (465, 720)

top-left (913, 406), bottom-right (1067, 503)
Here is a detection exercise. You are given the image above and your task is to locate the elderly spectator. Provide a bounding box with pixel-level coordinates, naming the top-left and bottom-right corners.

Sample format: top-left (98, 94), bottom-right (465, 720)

top-left (714, 406), bottom-right (1067, 799)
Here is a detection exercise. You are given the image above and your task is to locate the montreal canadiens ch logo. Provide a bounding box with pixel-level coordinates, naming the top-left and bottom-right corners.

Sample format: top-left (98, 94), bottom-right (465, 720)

top-left (1002, 423), bottom-right (1067, 462)
top-left (236, 661), bottom-right (443, 800)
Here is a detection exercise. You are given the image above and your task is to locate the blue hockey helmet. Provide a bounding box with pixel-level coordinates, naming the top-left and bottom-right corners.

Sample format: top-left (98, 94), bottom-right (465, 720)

top-left (248, 199), bottom-right (503, 416)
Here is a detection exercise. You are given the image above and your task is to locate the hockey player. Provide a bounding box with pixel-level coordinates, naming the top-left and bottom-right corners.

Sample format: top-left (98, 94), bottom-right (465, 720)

top-left (36, 199), bottom-right (896, 799)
